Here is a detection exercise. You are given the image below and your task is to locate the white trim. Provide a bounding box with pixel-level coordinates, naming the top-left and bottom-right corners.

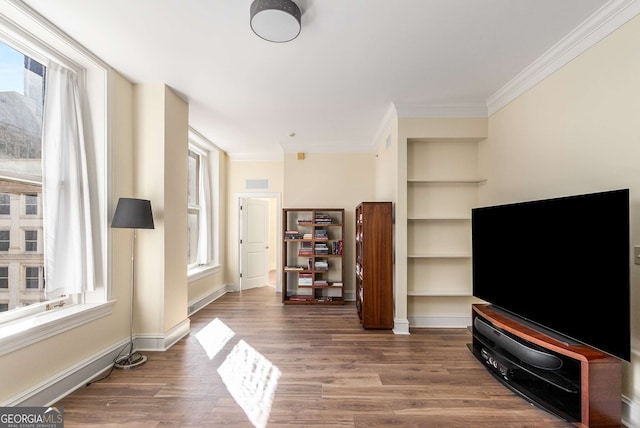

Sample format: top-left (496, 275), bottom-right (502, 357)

top-left (136, 318), bottom-right (191, 352)
top-left (188, 264), bottom-right (221, 282)
top-left (371, 102), bottom-right (398, 148)
top-left (395, 103), bottom-right (488, 118)
top-left (188, 283), bottom-right (228, 316)
top-left (227, 151), bottom-right (284, 162)
top-left (234, 192), bottom-right (282, 293)
top-left (623, 394), bottom-right (640, 428)
top-left (0, 301), bottom-right (114, 356)
top-left (408, 313), bottom-right (471, 329)
top-left (392, 318), bottom-right (410, 335)
top-left (487, 0), bottom-right (640, 115)
top-left (1, 340), bottom-right (124, 407)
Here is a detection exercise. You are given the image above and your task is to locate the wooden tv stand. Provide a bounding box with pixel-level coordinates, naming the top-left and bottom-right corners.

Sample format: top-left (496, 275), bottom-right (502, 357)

top-left (470, 304), bottom-right (622, 428)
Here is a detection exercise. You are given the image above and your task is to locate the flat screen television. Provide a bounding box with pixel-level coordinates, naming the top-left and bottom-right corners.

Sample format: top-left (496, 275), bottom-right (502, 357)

top-left (472, 188), bottom-right (630, 362)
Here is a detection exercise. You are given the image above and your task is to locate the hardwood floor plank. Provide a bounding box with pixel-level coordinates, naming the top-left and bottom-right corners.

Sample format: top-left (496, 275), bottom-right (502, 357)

top-left (56, 286), bottom-right (574, 427)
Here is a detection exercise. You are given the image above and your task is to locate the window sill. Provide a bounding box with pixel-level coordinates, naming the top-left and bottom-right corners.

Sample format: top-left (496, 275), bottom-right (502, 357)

top-left (0, 300), bottom-right (114, 357)
top-left (188, 264), bottom-right (221, 283)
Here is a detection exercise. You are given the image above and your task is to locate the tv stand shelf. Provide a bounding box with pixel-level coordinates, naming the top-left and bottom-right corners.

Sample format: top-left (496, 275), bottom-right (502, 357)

top-left (470, 304), bottom-right (622, 428)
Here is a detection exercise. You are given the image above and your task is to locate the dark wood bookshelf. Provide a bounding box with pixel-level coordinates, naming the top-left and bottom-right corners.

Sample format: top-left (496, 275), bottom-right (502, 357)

top-left (282, 208), bottom-right (344, 305)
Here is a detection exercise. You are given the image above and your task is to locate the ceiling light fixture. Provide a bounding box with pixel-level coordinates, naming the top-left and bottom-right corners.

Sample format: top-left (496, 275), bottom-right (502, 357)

top-left (250, 0), bottom-right (301, 43)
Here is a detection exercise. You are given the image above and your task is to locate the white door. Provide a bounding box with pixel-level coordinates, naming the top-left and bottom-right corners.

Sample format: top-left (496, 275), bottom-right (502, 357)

top-left (240, 198), bottom-right (269, 290)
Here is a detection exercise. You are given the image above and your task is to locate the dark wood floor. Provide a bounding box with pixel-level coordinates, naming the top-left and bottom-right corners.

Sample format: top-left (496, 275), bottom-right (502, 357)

top-left (56, 286), bottom-right (573, 427)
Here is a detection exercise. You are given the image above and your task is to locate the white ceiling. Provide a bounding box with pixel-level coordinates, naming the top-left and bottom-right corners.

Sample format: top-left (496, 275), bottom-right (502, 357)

top-left (22, 0), bottom-right (611, 160)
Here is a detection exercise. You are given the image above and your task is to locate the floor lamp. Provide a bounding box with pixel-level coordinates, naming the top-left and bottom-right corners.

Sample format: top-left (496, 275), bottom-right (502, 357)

top-left (111, 197), bottom-right (155, 369)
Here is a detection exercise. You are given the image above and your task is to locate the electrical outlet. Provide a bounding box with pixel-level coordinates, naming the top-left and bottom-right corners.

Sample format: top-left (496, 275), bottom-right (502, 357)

top-left (635, 246), bottom-right (640, 266)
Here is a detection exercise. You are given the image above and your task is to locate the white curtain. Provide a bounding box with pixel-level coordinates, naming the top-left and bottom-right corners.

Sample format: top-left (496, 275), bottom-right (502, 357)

top-left (196, 155), bottom-right (211, 265)
top-left (42, 62), bottom-right (95, 298)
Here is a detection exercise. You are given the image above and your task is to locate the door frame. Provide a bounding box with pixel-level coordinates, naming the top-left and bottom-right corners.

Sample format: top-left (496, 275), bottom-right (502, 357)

top-left (234, 192), bottom-right (282, 293)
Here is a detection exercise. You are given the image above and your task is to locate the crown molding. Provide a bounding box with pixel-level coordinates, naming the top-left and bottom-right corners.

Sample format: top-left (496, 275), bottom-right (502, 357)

top-left (394, 102), bottom-right (488, 118)
top-left (487, 0), bottom-right (640, 116)
top-left (370, 102), bottom-right (398, 147)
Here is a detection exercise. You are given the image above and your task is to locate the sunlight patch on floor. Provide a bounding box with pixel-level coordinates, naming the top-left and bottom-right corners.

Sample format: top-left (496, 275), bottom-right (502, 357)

top-left (195, 318), bottom-right (235, 360)
top-left (217, 339), bottom-right (281, 428)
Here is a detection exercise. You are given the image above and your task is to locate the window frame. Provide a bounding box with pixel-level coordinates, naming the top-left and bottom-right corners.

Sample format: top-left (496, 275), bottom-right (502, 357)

top-left (0, 193), bottom-right (10, 215)
top-left (187, 128), bottom-right (221, 280)
top-left (0, 1), bottom-right (113, 356)
top-left (0, 266), bottom-right (8, 289)
top-left (23, 229), bottom-right (37, 252)
top-left (0, 230), bottom-right (9, 252)
top-left (24, 194), bottom-right (38, 215)
top-left (24, 266), bottom-right (41, 289)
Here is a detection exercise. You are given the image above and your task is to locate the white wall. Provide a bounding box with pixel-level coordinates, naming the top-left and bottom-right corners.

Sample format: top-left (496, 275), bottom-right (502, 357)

top-left (481, 13), bottom-right (640, 424)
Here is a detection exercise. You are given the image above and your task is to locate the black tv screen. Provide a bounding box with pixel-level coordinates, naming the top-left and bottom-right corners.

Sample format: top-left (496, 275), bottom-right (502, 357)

top-left (472, 189), bottom-right (630, 362)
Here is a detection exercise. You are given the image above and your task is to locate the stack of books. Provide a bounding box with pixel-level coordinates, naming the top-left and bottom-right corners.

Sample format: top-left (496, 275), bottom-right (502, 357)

top-left (299, 273), bottom-right (312, 286)
top-left (314, 213), bottom-right (332, 224)
top-left (314, 229), bottom-right (328, 240)
top-left (314, 280), bottom-right (328, 286)
top-left (315, 260), bottom-right (329, 270)
top-left (289, 295), bottom-right (313, 302)
top-left (298, 241), bottom-right (313, 256)
top-left (302, 233), bottom-right (313, 240)
top-left (284, 230), bottom-right (302, 239)
top-left (315, 243), bottom-right (329, 255)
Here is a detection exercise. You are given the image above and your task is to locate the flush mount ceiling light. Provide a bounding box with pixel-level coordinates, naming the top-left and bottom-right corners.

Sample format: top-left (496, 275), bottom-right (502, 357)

top-left (250, 0), bottom-right (301, 43)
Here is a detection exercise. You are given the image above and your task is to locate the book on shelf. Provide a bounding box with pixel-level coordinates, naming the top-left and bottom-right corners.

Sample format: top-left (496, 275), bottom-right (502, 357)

top-left (314, 243), bottom-right (329, 255)
top-left (297, 218), bottom-right (313, 225)
top-left (314, 229), bottom-right (328, 239)
top-left (302, 233), bottom-right (313, 240)
top-left (332, 282), bottom-right (343, 287)
top-left (284, 230), bottom-right (302, 239)
top-left (289, 295), bottom-right (314, 302)
top-left (315, 260), bottom-right (329, 270)
top-left (298, 241), bottom-right (313, 256)
top-left (314, 280), bottom-right (329, 286)
top-left (285, 265), bottom-right (306, 270)
top-left (299, 272), bottom-right (313, 285)
top-left (314, 213), bottom-right (333, 224)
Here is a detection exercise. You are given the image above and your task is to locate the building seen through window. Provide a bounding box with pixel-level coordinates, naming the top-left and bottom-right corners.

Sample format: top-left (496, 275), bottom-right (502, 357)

top-left (0, 40), bottom-right (45, 311)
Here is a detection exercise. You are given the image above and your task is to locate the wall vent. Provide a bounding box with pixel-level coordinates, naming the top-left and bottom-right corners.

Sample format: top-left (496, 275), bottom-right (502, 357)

top-left (245, 179), bottom-right (270, 190)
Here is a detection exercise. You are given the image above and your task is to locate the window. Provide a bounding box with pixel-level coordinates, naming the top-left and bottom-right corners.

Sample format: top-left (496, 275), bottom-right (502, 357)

top-left (0, 38), bottom-right (46, 308)
top-left (25, 266), bottom-right (41, 289)
top-left (0, 194), bottom-right (9, 215)
top-left (24, 230), bottom-right (37, 252)
top-left (187, 128), bottom-right (220, 276)
top-left (25, 194), bottom-right (38, 215)
top-left (0, 267), bottom-right (8, 288)
top-left (0, 231), bottom-right (9, 252)
top-left (0, 0), bottom-right (110, 348)
top-left (187, 149), bottom-right (200, 266)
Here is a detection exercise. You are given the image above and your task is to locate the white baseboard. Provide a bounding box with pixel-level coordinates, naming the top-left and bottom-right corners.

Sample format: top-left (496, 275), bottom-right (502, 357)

top-left (188, 284), bottom-right (230, 315)
top-left (393, 318), bottom-right (410, 335)
top-left (622, 395), bottom-right (639, 427)
top-left (2, 341), bottom-right (125, 407)
top-left (136, 318), bottom-right (191, 352)
top-left (4, 319), bottom-right (192, 407)
top-left (409, 314), bottom-right (471, 329)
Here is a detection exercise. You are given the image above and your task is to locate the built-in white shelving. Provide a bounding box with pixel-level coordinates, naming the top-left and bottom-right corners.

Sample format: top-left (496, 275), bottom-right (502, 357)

top-left (406, 138), bottom-right (484, 321)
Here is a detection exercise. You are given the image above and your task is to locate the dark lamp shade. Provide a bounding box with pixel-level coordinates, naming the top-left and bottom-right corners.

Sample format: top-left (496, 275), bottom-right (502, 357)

top-left (111, 198), bottom-right (155, 229)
